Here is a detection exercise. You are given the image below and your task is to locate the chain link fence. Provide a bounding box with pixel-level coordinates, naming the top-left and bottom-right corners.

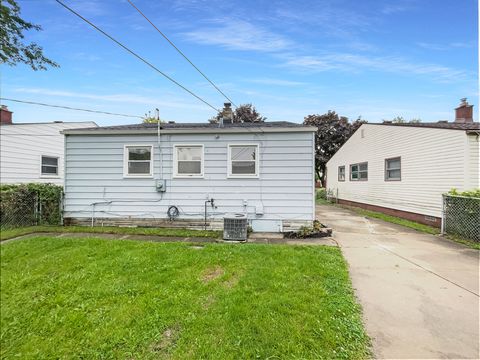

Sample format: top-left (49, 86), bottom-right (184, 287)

top-left (0, 184), bottom-right (63, 229)
top-left (442, 194), bottom-right (480, 242)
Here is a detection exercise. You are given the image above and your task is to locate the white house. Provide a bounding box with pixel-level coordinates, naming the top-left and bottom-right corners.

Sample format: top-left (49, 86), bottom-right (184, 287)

top-left (0, 106), bottom-right (97, 185)
top-left (326, 99), bottom-right (479, 227)
top-left (62, 115), bottom-right (317, 232)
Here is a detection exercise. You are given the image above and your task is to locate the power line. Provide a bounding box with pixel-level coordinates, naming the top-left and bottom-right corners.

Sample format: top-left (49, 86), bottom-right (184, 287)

top-left (55, 0), bottom-right (220, 113)
top-left (0, 98), bottom-right (143, 118)
top-left (126, 0), bottom-right (237, 108)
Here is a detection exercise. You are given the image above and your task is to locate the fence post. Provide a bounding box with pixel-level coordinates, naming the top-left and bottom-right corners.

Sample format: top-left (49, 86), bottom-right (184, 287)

top-left (59, 191), bottom-right (64, 226)
top-left (440, 194), bottom-right (445, 235)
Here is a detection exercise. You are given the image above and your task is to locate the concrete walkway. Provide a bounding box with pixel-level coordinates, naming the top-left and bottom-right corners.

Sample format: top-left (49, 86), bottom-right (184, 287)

top-left (317, 204), bottom-right (479, 359)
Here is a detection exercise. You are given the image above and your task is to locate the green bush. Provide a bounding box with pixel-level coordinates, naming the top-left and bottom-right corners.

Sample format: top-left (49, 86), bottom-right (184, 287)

top-left (316, 188), bottom-right (327, 200)
top-left (0, 183), bottom-right (63, 228)
top-left (448, 188), bottom-right (480, 198)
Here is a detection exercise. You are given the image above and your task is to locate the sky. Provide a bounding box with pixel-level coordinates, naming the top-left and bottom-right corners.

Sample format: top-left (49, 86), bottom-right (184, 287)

top-left (1, 0), bottom-right (478, 125)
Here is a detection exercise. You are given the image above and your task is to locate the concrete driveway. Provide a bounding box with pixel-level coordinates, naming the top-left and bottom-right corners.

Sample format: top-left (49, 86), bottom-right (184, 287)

top-left (317, 204), bottom-right (479, 359)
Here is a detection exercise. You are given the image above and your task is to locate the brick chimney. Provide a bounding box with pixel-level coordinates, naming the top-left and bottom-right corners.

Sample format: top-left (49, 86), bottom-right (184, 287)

top-left (221, 102), bottom-right (234, 125)
top-left (455, 98), bottom-right (473, 123)
top-left (0, 105), bottom-right (13, 125)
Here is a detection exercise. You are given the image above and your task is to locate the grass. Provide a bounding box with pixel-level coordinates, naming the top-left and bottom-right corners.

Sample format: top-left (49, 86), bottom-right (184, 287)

top-left (1, 237), bottom-right (371, 359)
top-left (0, 225), bottom-right (221, 241)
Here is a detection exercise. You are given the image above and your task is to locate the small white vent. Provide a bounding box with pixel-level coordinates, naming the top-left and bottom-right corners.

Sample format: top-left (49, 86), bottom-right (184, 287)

top-left (223, 214), bottom-right (248, 241)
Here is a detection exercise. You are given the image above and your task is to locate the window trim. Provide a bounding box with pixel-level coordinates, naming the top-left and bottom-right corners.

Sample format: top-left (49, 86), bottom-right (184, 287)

top-left (350, 162), bottom-right (368, 181)
top-left (123, 144), bottom-right (154, 178)
top-left (227, 144), bottom-right (260, 178)
top-left (338, 165), bottom-right (345, 182)
top-left (173, 144), bottom-right (204, 178)
top-left (40, 155), bottom-right (60, 178)
top-left (385, 156), bottom-right (401, 181)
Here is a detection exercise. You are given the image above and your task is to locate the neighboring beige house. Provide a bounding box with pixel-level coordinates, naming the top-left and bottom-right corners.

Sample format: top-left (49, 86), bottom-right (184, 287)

top-left (0, 106), bottom-right (97, 185)
top-left (326, 99), bottom-right (479, 227)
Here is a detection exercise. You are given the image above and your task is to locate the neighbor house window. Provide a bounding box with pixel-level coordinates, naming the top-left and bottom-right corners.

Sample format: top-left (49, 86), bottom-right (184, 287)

top-left (338, 166), bottom-right (345, 181)
top-left (41, 156), bottom-right (59, 176)
top-left (350, 162), bottom-right (368, 181)
top-left (174, 145), bottom-right (203, 177)
top-left (124, 145), bottom-right (153, 177)
top-left (228, 144), bottom-right (259, 177)
top-left (385, 157), bottom-right (401, 181)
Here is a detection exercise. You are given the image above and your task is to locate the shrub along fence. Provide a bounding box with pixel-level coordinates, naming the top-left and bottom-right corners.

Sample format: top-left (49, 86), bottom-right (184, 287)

top-left (442, 189), bottom-right (480, 242)
top-left (0, 184), bottom-right (63, 229)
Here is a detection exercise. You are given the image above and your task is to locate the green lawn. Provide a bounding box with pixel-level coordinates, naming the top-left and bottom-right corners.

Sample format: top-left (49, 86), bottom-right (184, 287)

top-left (1, 237), bottom-right (370, 359)
top-left (0, 225), bottom-right (221, 241)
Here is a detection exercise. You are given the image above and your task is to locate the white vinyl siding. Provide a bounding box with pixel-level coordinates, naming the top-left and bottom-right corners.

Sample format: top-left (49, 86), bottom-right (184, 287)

top-left (326, 124), bottom-right (476, 218)
top-left (64, 132), bottom-right (315, 224)
top-left (0, 122), bottom-right (96, 185)
top-left (228, 144), bottom-right (259, 178)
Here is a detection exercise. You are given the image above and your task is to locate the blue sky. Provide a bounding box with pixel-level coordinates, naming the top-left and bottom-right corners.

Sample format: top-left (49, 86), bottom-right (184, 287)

top-left (1, 0), bottom-right (478, 125)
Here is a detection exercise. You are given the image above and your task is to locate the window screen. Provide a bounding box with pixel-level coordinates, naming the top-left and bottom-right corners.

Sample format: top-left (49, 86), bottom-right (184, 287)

top-left (385, 157), bottom-right (401, 181)
top-left (41, 156), bottom-right (58, 175)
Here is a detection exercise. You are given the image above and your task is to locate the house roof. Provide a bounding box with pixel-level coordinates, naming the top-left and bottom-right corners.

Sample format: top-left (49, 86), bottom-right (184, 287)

top-left (369, 121), bottom-right (480, 132)
top-left (62, 121), bottom-right (317, 135)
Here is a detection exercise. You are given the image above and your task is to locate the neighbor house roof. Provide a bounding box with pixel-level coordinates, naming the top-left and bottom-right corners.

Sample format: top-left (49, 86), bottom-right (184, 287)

top-left (369, 122), bottom-right (480, 132)
top-left (62, 121), bottom-right (317, 135)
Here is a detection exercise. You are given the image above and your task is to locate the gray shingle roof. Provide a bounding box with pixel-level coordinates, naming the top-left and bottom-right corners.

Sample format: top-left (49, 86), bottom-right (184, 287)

top-left (371, 122), bottom-right (480, 131)
top-left (66, 121), bottom-right (309, 132)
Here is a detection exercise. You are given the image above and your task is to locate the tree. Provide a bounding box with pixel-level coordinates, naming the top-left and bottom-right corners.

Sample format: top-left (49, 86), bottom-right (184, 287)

top-left (388, 116), bottom-right (422, 124)
top-left (304, 111), bottom-right (366, 186)
top-left (0, 0), bottom-right (59, 70)
top-left (211, 103), bottom-right (266, 123)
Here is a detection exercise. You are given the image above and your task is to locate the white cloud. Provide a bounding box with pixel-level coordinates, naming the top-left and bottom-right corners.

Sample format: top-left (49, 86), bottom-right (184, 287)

top-left (183, 19), bottom-right (290, 52)
top-left (417, 42), bottom-right (474, 51)
top-left (281, 53), bottom-right (468, 82)
top-left (12, 88), bottom-right (207, 110)
top-left (245, 78), bottom-right (306, 87)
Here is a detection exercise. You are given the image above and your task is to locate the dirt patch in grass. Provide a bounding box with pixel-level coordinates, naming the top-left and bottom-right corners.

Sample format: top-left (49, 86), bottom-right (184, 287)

top-left (150, 326), bottom-right (180, 354)
top-left (201, 294), bottom-right (216, 310)
top-left (200, 266), bottom-right (224, 283)
top-left (223, 272), bottom-right (241, 288)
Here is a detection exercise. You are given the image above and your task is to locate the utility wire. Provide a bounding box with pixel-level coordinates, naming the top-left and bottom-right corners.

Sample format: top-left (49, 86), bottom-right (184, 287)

top-left (126, 0), bottom-right (237, 108)
top-left (55, 0), bottom-right (220, 113)
top-left (0, 97), bottom-right (143, 119)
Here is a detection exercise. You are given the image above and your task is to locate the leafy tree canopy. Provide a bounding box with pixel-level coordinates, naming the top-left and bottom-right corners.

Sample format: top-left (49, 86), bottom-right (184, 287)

top-left (0, 0), bottom-right (59, 70)
top-left (304, 111), bottom-right (366, 185)
top-left (388, 116), bottom-right (422, 124)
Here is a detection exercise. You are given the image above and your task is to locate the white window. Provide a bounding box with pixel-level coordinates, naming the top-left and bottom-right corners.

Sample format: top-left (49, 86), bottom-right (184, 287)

top-left (41, 156), bottom-right (59, 176)
top-left (338, 166), bottom-right (345, 181)
top-left (385, 157), bottom-right (401, 181)
top-left (228, 144), bottom-right (259, 177)
top-left (124, 145), bottom-right (153, 177)
top-left (350, 162), bottom-right (368, 181)
top-left (174, 145), bottom-right (204, 177)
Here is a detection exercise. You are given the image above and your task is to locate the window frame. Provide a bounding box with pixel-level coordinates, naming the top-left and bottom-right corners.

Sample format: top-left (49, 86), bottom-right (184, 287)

top-left (227, 144), bottom-right (260, 178)
top-left (40, 155), bottom-right (60, 178)
top-left (350, 162), bottom-right (368, 181)
top-left (173, 144), bottom-right (204, 178)
top-left (123, 144), bottom-right (154, 178)
top-left (338, 165), bottom-right (345, 182)
top-left (385, 157), bottom-right (401, 181)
